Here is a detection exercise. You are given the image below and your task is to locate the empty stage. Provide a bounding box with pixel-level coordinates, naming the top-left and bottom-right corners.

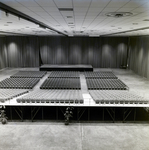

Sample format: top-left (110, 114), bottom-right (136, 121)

top-left (39, 64), bottom-right (93, 71)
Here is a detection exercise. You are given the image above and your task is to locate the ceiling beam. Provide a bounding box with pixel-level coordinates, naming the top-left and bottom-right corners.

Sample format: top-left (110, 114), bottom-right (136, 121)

top-left (0, 2), bottom-right (67, 36)
top-left (101, 26), bottom-right (149, 37)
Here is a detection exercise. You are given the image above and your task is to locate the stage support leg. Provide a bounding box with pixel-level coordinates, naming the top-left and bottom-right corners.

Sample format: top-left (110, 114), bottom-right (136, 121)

top-left (106, 108), bottom-right (115, 122)
top-left (103, 108), bottom-right (104, 121)
top-left (134, 108), bottom-right (136, 122)
top-left (77, 108), bottom-right (87, 122)
top-left (123, 108), bottom-right (134, 123)
top-left (31, 107), bottom-right (41, 122)
top-left (56, 107), bottom-right (58, 120)
top-left (13, 107), bottom-right (23, 122)
top-left (88, 108), bottom-right (90, 121)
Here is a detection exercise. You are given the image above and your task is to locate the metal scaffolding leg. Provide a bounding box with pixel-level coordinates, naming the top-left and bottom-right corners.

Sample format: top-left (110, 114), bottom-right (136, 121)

top-left (88, 108), bottom-right (90, 121)
top-left (123, 108), bottom-right (134, 123)
top-left (31, 107), bottom-right (41, 122)
top-left (106, 108), bottom-right (115, 122)
top-left (103, 108), bottom-right (104, 121)
top-left (13, 107), bottom-right (23, 121)
top-left (77, 108), bottom-right (87, 121)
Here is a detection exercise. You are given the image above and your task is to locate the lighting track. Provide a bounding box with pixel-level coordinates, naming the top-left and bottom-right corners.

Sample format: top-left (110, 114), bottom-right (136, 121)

top-left (0, 2), bottom-right (67, 36)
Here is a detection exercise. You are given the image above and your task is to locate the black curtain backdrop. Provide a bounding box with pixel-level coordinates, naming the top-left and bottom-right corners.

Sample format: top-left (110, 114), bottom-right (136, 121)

top-left (0, 36), bottom-right (128, 69)
top-left (129, 36), bottom-right (149, 79)
top-left (0, 37), bottom-right (8, 69)
top-left (6, 36), bottom-right (39, 67)
top-left (39, 36), bottom-right (128, 68)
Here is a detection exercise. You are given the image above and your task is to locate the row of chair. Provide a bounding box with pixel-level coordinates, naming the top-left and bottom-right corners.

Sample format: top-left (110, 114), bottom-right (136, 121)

top-left (89, 90), bottom-right (148, 104)
top-left (17, 90), bottom-right (84, 104)
top-left (86, 79), bottom-right (128, 90)
top-left (84, 71), bottom-right (117, 79)
top-left (0, 89), bottom-right (28, 102)
top-left (48, 71), bottom-right (80, 78)
top-left (10, 71), bottom-right (47, 78)
top-left (40, 78), bottom-right (81, 89)
top-left (0, 78), bottom-right (40, 89)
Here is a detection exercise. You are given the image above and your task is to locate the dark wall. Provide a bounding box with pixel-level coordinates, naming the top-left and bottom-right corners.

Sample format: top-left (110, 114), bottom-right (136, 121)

top-left (0, 37), bottom-right (8, 69)
top-left (6, 36), bottom-right (39, 67)
top-left (0, 36), bottom-right (128, 69)
top-left (39, 36), bottom-right (128, 68)
top-left (129, 36), bottom-right (149, 79)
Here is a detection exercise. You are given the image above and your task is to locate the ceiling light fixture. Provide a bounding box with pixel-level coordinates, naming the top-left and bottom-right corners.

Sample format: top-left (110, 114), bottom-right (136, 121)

top-left (106, 12), bottom-right (133, 18)
top-left (66, 16), bottom-right (73, 18)
top-left (59, 8), bottom-right (73, 11)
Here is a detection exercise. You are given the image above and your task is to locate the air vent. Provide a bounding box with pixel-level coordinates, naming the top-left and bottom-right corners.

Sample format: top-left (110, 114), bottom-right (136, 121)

top-left (59, 8), bottom-right (73, 11)
top-left (106, 12), bottom-right (133, 18)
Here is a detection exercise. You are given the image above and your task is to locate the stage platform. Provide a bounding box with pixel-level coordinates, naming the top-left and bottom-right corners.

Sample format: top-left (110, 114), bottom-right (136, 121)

top-left (39, 64), bottom-right (93, 71)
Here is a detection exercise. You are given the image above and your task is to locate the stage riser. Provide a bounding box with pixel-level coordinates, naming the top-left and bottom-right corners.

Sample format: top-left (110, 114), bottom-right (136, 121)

top-left (5, 106), bottom-right (149, 122)
top-left (39, 64), bottom-right (93, 71)
top-left (40, 68), bottom-right (93, 71)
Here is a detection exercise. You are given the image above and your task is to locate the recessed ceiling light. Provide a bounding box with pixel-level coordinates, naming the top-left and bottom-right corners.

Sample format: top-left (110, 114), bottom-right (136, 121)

top-left (66, 16), bottom-right (73, 18)
top-left (59, 8), bottom-right (73, 11)
top-left (68, 23), bottom-right (74, 24)
top-left (4, 24), bottom-right (8, 26)
top-left (7, 22), bottom-right (12, 23)
top-left (111, 25), bottom-right (115, 27)
top-left (26, 27), bottom-right (29, 28)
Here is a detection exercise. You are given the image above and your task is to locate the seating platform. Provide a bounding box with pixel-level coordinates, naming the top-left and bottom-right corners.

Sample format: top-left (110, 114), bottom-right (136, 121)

top-left (40, 78), bottom-right (81, 89)
top-left (39, 64), bottom-right (93, 71)
top-left (17, 90), bottom-right (84, 104)
top-left (48, 71), bottom-right (80, 78)
top-left (10, 71), bottom-right (47, 78)
top-left (0, 89), bottom-right (28, 103)
top-left (86, 79), bottom-right (128, 90)
top-left (84, 71), bottom-right (117, 79)
top-left (89, 90), bottom-right (149, 105)
top-left (0, 78), bottom-right (40, 89)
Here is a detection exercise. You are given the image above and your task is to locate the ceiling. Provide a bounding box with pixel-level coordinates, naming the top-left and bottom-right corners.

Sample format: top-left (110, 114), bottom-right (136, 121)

top-left (1, 0), bottom-right (149, 36)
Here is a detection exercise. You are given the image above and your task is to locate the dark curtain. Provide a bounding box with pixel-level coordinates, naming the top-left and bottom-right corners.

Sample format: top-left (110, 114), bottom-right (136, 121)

top-left (0, 36), bottom-right (128, 69)
top-left (6, 36), bottom-right (39, 67)
top-left (39, 36), bottom-right (128, 68)
top-left (129, 36), bottom-right (149, 79)
top-left (0, 37), bottom-right (8, 69)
